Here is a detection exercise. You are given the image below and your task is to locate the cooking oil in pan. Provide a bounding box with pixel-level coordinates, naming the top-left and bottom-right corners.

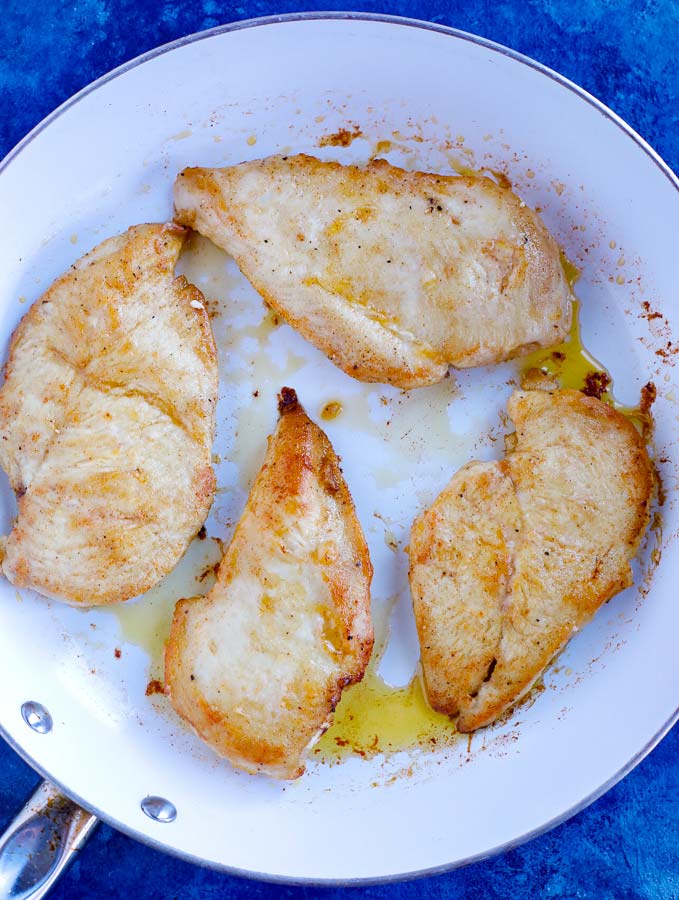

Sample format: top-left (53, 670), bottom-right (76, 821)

top-left (314, 597), bottom-right (458, 762)
top-left (103, 535), bottom-right (222, 679)
top-left (314, 664), bottom-right (457, 762)
top-left (520, 256), bottom-right (653, 434)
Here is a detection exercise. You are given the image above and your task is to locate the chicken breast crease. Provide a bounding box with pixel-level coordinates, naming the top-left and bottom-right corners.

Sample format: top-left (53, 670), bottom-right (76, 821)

top-left (174, 154), bottom-right (572, 389)
top-left (408, 388), bottom-right (654, 731)
top-left (165, 388), bottom-right (373, 779)
top-left (0, 224), bottom-right (217, 606)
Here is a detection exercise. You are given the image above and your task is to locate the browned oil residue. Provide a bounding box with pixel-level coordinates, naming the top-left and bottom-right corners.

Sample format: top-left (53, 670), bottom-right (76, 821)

top-left (320, 400), bottom-right (343, 421)
top-left (446, 156), bottom-right (513, 190)
top-left (639, 301), bottom-right (678, 364)
top-left (641, 300), bottom-right (664, 322)
top-left (614, 381), bottom-right (656, 443)
top-left (483, 167), bottom-right (513, 190)
top-left (582, 370), bottom-right (611, 400)
top-left (649, 510), bottom-right (663, 567)
top-left (145, 679), bottom-right (164, 696)
top-left (373, 139), bottom-right (394, 156)
top-left (198, 564), bottom-right (220, 583)
top-left (319, 125), bottom-right (363, 148)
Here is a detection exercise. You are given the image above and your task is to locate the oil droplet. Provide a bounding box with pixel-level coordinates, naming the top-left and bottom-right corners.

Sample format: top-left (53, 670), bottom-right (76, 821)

top-left (169, 129), bottom-right (192, 142)
top-left (373, 140), bottom-right (393, 156)
top-left (315, 597), bottom-right (458, 761)
top-left (246, 134), bottom-right (257, 146)
top-left (320, 400), bottom-right (343, 421)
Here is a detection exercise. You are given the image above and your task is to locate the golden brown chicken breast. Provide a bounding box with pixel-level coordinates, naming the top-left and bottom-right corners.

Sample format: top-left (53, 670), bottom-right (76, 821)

top-left (0, 224), bottom-right (217, 606)
top-left (409, 388), bottom-right (654, 731)
top-left (165, 388), bottom-right (373, 779)
top-left (173, 154), bottom-right (572, 389)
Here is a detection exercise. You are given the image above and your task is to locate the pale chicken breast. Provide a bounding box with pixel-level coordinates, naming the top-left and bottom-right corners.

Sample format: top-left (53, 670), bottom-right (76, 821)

top-left (165, 388), bottom-right (373, 779)
top-left (174, 154), bottom-right (572, 389)
top-left (0, 224), bottom-right (217, 605)
top-left (409, 461), bottom-right (520, 715)
top-left (409, 388), bottom-right (654, 731)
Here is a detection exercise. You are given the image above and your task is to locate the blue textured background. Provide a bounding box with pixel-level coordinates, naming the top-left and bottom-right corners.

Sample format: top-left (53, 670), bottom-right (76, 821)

top-left (1, 2), bottom-right (678, 898)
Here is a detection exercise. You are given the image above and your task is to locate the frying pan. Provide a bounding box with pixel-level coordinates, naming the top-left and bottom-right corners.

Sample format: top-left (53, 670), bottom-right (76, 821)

top-left (1, 13), bottom-right (678, 896)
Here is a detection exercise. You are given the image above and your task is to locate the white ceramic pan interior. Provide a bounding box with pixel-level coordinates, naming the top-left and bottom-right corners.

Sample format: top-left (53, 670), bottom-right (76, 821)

top-left (0, 14), bottom-right (678, 884)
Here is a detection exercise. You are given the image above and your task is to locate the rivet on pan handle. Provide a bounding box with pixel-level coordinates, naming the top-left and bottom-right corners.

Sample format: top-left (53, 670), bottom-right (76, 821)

top-left (0, 781), bottom-right (98, 900)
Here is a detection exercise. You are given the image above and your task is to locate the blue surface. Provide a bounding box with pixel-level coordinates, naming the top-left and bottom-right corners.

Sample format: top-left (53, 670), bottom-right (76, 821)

top-left (1, 2), bottom-right (679, 898)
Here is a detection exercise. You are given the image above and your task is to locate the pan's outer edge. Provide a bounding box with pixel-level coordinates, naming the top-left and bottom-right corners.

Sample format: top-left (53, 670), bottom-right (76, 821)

top-left (0, 10), bottom-right (678, 887)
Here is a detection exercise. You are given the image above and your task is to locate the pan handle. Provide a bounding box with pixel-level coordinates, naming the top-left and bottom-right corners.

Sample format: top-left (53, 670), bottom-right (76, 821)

top-left (0, 780), bottom-right (98, 899)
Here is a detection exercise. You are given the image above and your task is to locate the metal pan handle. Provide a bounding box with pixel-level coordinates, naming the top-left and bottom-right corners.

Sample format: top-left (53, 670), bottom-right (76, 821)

top-left (0, 781), bottom-right (98, 899)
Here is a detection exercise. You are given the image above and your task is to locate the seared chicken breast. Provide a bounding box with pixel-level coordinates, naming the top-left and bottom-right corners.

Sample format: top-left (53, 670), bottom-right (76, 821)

top-left (165, 388), bottom-right (373, 779)
top-left (0, 224), bottom-right (217, 605)
top-left (409, 388), bottom-right (654, 731)
top-left (174, 154), bottom-right (572, 389)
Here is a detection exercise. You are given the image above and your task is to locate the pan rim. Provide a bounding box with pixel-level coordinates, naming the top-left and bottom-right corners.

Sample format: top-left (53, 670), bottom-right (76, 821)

top-left (1, 10), bottom-right (677, 886)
